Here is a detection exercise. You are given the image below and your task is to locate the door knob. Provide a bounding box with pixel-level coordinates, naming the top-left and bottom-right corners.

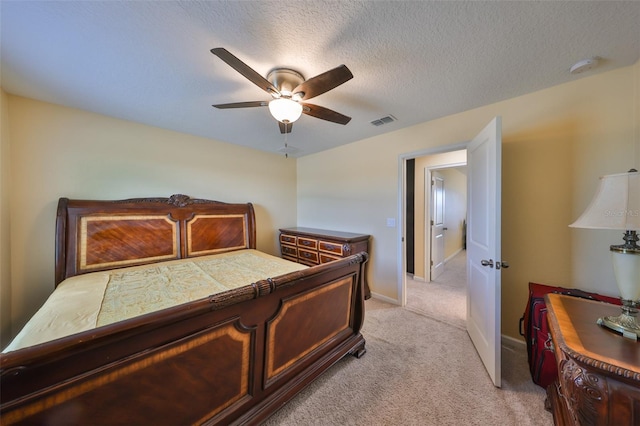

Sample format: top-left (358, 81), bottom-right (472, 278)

top-left (481, 259), bottom-right (494, 268)
top-left (497, 261), bottom-right (509, 270)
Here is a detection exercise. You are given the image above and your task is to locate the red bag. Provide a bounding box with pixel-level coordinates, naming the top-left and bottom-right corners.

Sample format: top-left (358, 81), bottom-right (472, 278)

top-left (519, 282), bottom-right (621, 388)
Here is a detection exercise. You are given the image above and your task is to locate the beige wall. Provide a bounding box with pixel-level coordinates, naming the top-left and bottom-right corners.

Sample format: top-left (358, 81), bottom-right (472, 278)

top-left (298, 61), bottom-right (640, 340)
top-left (3, 96), bottom-right (298, 339)
top-left (637, 58), bottom-right (640, 170)
top-left (0, 89), bottom-right (11, 347)
top-left (440, 168), bottom-right (466, 260)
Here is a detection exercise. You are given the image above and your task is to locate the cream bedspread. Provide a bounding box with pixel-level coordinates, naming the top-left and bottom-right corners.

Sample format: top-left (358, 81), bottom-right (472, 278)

top-left (3, 250), bottom-right (307, 353)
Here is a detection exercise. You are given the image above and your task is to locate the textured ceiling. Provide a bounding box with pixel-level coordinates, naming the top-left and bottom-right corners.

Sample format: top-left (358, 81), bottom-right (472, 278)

top-left (1, 1), bottom-right (639, 157)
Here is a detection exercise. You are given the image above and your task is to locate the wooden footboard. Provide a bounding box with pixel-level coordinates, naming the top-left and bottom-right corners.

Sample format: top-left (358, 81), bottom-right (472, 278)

top-left (0, 253), bottom-right (368, 425)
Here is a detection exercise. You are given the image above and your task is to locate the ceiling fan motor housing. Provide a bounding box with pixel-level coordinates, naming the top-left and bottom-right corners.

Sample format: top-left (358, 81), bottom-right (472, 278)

top-left (267, 68), bottom-right (305, 97)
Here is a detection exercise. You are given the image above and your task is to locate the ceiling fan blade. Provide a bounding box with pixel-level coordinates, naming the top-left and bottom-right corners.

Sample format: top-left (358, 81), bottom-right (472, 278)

top-left (301, 103), bottom-right (351, 125)
top-left (211, 48), bottom-right (279, 96)
top-left (212, 101), bottom-right (267, 109)
top-left (279, 121), bottom-right (293, 134)
top-left (294, 65), bottom-right (353, 101)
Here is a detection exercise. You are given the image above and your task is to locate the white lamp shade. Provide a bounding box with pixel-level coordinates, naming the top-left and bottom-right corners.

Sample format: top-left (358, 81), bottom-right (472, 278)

top-left (268, 98), bottom-right (303, 123)
top-left (570, 171), bottom-right (640, 230)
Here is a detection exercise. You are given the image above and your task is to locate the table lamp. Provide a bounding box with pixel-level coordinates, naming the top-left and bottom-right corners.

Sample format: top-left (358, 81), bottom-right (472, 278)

top-left (570, 169), bottom-right (640, 339)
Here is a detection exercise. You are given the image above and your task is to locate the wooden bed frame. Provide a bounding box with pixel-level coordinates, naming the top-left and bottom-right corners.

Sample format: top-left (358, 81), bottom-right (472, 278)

top-left (0, 194), bottom-right (368, 425)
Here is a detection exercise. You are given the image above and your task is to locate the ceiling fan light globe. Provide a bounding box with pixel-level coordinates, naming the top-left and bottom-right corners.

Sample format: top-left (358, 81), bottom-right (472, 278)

top-left (269, 98), bottom-right (303, 123)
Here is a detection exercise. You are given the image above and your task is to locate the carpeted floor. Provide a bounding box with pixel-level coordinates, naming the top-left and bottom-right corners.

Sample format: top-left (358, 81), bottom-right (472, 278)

top-left (405, 249), bottom-right (467, 330)
top-left (263, 251), bottom-right (552, 425)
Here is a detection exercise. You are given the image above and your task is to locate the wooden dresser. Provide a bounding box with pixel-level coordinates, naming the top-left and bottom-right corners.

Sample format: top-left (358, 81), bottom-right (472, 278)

top-left (545, 293), bottom-right (640, 426)
top-left (279, 227), bottom-right (370, 299)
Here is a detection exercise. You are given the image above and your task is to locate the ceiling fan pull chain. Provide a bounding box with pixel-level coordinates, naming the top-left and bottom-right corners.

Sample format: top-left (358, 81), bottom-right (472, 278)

top-left (284, 135), bottom-right (288, 158)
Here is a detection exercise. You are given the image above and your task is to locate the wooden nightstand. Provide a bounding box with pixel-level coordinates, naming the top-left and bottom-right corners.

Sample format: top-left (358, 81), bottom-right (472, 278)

top-left (545, 293), bottom-right (640, 425)
top-left (279, 227), bottom-right (370, 299)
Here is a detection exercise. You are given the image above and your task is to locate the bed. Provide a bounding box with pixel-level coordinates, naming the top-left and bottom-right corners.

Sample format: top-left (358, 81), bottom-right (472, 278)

top-left (0, 194), bottom-right (368, 425)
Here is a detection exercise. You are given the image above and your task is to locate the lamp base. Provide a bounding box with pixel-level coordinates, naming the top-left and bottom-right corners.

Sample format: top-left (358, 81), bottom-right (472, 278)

top-left (597, 300), bottom-right (640, 340)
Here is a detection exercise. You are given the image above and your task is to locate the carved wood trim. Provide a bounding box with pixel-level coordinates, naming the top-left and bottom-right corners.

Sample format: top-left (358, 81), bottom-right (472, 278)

top-left (561, 348), bottom-right (640, 382)
top-left (560, 358), bottom-right (606, 426)
top-left (108, 194), bottom-right (227, 207)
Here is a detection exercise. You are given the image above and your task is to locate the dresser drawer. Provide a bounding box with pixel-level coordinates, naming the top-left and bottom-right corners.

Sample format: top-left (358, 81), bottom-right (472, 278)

top-left (297, 237), bottom-right (318, 250)
top-left (319, 240), bottom-right (344, 256)
top-left (280, 234), bottom-right (297, 245)
top-left (298, 248), bottom-right (319, 265)
top-left (319, 253), bottom-right (341, 264)
top-left (281, 245), bottom-right (298, 258)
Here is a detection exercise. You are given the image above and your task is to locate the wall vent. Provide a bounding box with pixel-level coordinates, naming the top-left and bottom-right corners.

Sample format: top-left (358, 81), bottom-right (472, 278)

top-left (370, 115), bottom-right (397, 126)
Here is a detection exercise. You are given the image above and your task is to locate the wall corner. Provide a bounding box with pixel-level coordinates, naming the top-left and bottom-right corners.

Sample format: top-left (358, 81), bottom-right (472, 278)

top-left (0, 88), bottom-right (13, 348)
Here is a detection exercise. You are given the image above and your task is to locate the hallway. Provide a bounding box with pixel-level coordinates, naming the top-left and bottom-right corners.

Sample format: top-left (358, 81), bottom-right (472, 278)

top-left (406, 250), bottom-right (466, 330)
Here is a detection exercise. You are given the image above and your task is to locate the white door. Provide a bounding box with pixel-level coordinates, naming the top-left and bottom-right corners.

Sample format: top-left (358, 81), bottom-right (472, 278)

top-left (430, 171), bottom-right (445, 280)
top-left (466, 117), bottom-right (503, 387)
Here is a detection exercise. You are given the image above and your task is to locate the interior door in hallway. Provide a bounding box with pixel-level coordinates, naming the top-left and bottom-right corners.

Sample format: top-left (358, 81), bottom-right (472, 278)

top-left (466, 116), bottom-right (503, 387)
top-left (430, 171), bottom-right (445, 280)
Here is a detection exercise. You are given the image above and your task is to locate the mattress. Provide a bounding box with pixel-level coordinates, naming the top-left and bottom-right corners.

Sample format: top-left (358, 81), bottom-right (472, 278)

top-left (3, 249), bottom-right (307, 352)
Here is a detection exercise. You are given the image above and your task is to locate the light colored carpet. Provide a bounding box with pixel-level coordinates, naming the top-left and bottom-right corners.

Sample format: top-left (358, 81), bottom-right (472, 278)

top-left (263, 251), bottom-right (552, 425)
top-left (405, 250), bottom-right (467, 330)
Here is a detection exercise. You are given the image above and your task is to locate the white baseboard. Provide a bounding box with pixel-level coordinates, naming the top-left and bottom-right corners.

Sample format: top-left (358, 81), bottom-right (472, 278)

top-left (408, 249), bottom-right (463, 283)
top-left (369, 292), bottom-right (400, 305)
top-left (501, 334), bottom-right (525, 348)
top-left (444, 248), bottom-right (463, 263)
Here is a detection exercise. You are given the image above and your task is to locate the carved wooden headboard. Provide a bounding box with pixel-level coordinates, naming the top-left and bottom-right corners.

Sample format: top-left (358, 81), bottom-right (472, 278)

top-left (55, 194), bottom-right (256, 286)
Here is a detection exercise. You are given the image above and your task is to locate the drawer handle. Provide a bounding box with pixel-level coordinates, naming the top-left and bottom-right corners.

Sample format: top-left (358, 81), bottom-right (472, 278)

top-left (302, 252), bottom-right (311, 258)
top-left (302, 241), bottom-right (312, 246)
top-left (325, 244), bottom-right (334, 250)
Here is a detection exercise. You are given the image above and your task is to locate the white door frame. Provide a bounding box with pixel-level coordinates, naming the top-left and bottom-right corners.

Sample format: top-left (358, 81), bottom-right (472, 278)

top-left (397, 142), bottom-right (468, 307)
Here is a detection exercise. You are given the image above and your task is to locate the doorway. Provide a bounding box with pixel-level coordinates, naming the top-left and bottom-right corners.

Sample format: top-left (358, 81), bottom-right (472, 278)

top-left (405, 158), bottom-right (468, 329)
top-left (398, 117), bottom-right (503, 386)
top-left (403, 149), bottom-right (467, 283)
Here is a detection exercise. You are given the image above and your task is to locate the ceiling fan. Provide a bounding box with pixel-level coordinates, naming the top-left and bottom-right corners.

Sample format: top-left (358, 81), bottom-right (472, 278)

top-left (211, 48), bottom-right (353, 134)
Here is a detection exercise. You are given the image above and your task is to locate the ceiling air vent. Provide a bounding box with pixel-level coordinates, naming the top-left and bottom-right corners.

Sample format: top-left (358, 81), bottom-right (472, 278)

top-left (371, 115), bottom-right (396, 127)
